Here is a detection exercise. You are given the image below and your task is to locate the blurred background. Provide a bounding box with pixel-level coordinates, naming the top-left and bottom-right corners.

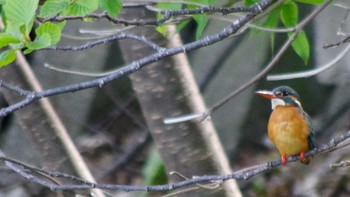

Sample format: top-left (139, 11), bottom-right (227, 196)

top-left (0, 0), bottom-right (350, 196)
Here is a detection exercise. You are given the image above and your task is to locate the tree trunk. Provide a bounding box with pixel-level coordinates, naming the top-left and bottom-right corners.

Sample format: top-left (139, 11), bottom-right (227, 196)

top-left (0, 52), bottom-right (104, 197)
top-left (118, 8), bottom-right (241, 197)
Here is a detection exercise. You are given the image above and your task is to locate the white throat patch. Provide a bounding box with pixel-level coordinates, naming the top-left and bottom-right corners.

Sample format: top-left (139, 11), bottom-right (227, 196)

top-left (271, 98), bottom-right (286, 110)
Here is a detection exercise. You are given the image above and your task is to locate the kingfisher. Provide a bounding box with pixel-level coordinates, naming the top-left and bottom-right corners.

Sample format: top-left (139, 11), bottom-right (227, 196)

top-left (255, 86), bottom-right (315, 165)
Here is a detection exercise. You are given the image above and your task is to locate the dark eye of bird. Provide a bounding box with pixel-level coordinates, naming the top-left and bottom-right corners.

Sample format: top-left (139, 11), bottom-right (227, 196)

top-left (283, 91), bottom-right (289, 96)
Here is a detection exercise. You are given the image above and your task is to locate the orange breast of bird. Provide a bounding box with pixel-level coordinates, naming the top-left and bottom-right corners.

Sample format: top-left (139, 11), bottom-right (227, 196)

top-left (268, 105), bottom-right (310, 157)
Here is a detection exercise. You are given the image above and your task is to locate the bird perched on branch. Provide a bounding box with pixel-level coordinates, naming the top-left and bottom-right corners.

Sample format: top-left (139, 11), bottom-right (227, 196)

top-left (256, 86), bottom-right (315, 165)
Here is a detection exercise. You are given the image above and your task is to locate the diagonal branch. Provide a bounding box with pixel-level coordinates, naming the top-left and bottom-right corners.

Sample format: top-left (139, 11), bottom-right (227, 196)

top-left (0, 0), bottom-right (275, 118)
top-left (208, 0), bottom-right (333, 115)
top-left (267, 40), bottom-right (350, 81)
top-left (38, 2), bottom-right (261, 26)
top-left (163, 0), bottom-right (334, 124)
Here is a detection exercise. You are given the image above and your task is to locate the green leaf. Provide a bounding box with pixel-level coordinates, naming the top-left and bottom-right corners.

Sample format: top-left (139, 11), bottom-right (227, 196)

top-left (280, 1), bottom-right (298, 27)
top-left (35, 22), bottom-right (62, 45)
top-left (66, 0), bottom-right (99, 16)
top-left (156, 25), bottom-right (167, 36)
top-left (4, 0), bottom-right (38, 39)
top-left (193, 14), bottom-right (209, 40)
top-left (245, 0), bottom-right (259, 6)
top-left (158, 2), bottom-right (182, 10)
top-left (3, 0), bottom-right (38, 26)
top-left (56, 21), bottom-right (67, 30)
top-left (4, 21), bottom-right (22, 41)
top-left (99, 0), bottom-right (122, 17)
top-left (39, 0), bottom-right (69, 18)
top-left (0, 50), bottom-right (16, 67)
top-left (3, 23), bottom-right (24, 49)
top-left (295, 0), bottom-right (325, 4)
top-left (25, 20), bottom-right (35, 39)
top-left (280, 1), bottom-right (310, 64)
top-left (0, 33), bottom-right (20, 48)
top-left (187, 0), bottom-right (217, 5)
top-left (142, 147), bottom-right (167, 185)
top-left (24, 22), bottom-right (62, 54)
top-left (176, 19), bottom-right (191, 34)
top-left (204, 0), bottom-right (217, 5)
top-left (261, 8), bottom-right (280, 29)
top-left (25, 33), bottom-right (51, 54)
top-left (0, 0), bottom-right (6, 5)
top-left (185, 2), bottom-right (211, 40)
top-left (290, 30), bottom-right (310, 65)
top-left (155, 3), bottom-right (182, 36)
top-left (261, 8), bottom-right (280, 52)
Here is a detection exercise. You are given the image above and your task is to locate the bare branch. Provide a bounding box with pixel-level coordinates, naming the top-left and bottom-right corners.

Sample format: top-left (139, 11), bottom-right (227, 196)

top-left (0, 81), bottom-right (32, 96)
top-left (158, 5), bottom-right (259, 16)
top-left (1, 129), bottom-right (350, 192)
top-left (323, 36), bottom-right (350, 49)
top-left (37, 3), bottom-right (261, 26)
top-left (208, 0), bottom-right (333, 115)
top-left (0, 0), bottom-right (275, 118)
top-left (37, 12), bottom-right (162, 26)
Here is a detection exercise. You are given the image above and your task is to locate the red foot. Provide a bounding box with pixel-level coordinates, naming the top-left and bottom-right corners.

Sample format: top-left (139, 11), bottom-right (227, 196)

top-left (281, 155), bottom-right (286, 166)
top-left (300, 152), bottom-right (305, 161)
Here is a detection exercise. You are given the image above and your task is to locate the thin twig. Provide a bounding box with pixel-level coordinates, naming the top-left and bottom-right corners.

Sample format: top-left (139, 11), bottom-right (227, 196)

top-left (79, 26), bottom-right (135, 36)
top-left (323, 36), bottom-right (350, 48)
top-left (43, 63), bottom-right (116, 77)
top-left (207, 0), bottom-right (333, 115)
top-left (248, 23), bottom-right (295, 33)
top-left (267, 42), bottom-right (350, 81)
top-left (331, 160), bottom-right (350, 168)
top-left (44, 33), bottom-right (165, 52)
top-left (0, 81), bottom-right (32, 96)
top-left (170, 171), bottom-right (222, 189)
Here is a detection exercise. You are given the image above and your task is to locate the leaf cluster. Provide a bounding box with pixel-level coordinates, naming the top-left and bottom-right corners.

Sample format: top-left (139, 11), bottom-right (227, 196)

top-left (0, 0), bottom-right (122, 67)
top-left (157, 0), bottom-right (324, 65)
top-left (249, 0), bottom-right (325, 64)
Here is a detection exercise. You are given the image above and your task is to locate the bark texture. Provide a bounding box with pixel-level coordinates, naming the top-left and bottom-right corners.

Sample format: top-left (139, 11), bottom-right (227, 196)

top-left (118, 8), bottom-right (241, 197)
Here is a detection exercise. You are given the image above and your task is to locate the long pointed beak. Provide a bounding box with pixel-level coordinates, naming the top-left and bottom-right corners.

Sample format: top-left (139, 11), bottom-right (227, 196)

top-left (255, 90), bottom-right (274, 100)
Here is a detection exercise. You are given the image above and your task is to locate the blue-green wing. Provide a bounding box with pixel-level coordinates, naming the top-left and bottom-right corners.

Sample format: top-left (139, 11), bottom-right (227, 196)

top-left (301, 109), bottom-right (316, 149)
